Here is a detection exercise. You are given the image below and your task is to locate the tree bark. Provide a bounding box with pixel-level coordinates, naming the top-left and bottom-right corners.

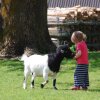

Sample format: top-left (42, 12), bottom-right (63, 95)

top-left (0, 0), bottom-right (55, 57)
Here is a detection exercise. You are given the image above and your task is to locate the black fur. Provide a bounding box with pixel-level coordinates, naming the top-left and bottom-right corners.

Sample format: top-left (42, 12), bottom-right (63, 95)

top-left (53, 79), bottom-right (57, 90)
top-left (48, 52), bottom-right (63, 73)
top-left (31, 80), bottom-right (34, 87)
top-left (41, 80), bottom-right (49, 88)
top-left (41, 84), bottom-right (44, 88)
top-left (48, 44), bottom-right (74, 73)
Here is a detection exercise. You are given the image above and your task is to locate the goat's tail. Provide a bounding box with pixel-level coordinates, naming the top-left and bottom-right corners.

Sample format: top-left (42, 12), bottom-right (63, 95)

top-left (21, 54), bottom-right (28, 61)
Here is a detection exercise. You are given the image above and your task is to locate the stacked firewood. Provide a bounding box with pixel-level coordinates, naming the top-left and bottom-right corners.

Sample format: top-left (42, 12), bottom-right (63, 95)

top-left (63, 6), bottom-right (100, 22)
top-left (48, 6), bottom-right (100, 22)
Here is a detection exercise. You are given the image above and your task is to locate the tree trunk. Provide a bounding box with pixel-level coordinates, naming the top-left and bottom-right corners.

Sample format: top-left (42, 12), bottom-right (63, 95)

top-left (0, 0), bottom-right (55, 57)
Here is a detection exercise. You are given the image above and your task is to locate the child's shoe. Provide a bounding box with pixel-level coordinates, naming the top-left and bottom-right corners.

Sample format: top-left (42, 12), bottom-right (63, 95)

top-left (71, 86), bottom-right (80, 90)
top-left (82, 87), bottom-right (88, 90)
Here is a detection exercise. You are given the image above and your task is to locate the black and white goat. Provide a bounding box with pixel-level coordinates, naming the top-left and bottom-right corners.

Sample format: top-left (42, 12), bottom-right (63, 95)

top-left (21, 45), bottom-right (74, 90)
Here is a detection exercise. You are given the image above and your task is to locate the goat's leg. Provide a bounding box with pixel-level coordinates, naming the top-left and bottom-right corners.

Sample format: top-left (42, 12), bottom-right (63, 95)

top-left (23, 71), bottom-right (29, 89)
top-left (31, 73), bottom-right (36, 88)
top-left (41, 73), bottom-right (48, 88)
top-left (52, 73), bottom-right (58, 90)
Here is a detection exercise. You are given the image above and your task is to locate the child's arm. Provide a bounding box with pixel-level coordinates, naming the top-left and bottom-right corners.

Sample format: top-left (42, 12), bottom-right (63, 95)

top-left (74, 50), bottom-right (81, 59)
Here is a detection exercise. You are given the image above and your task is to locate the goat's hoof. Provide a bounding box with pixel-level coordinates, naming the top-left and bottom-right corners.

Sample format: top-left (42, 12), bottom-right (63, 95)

top-left (41, 84), bottom-right (44, 88)
top-left (54, 87), bottom-right (58, 90)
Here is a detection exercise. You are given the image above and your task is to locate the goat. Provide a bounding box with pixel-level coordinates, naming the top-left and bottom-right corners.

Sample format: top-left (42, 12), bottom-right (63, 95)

top-left (21, 45), bottom-right (74, 90)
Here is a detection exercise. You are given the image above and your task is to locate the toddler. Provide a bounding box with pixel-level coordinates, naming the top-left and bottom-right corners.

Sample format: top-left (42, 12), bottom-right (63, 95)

top-left (71, 31), bottom-right (89, 90)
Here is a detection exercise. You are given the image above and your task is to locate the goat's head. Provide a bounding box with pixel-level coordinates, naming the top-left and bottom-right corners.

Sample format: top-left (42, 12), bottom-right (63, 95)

top-left (56, 44), bottom-right (75, 59)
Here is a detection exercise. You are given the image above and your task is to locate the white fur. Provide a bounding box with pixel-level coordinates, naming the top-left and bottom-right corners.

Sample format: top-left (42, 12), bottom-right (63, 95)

top-left (21, 54), bottom-right (56, 89)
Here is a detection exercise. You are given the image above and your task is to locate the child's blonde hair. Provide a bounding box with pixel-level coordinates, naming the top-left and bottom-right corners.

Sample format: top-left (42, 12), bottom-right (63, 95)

top-left (73, 31), bottom-right (87, 42)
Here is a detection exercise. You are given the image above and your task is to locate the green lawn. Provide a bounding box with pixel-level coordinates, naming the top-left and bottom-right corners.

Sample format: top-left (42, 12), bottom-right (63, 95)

top-left (0, 52), bottom-right (100, 100)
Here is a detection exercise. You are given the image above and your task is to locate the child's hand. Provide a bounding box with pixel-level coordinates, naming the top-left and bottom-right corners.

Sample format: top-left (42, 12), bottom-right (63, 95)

top-left (74, 50), bottom-right (81, 59)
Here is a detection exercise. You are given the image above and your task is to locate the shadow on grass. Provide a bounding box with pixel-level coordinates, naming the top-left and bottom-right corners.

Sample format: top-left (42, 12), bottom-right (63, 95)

top-left (0, 59), bottom-right (23, 72)
top-left (7, 62), bottom-right (23, 72)
top-left (89, 52), bottom-right (100, 69)
top-left (88, 89), bottom-right (100, 92)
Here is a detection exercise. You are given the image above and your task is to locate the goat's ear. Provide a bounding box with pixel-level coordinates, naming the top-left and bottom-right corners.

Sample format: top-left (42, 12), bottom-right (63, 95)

top-left (61, 49), bottom-right (64, 53)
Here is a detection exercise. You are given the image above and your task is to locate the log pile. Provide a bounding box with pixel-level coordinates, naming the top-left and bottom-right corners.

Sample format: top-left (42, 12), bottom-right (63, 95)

top-left (63, 6), bottom-right (100, 22)
top-left (48, 6), bottom-right (100, 22)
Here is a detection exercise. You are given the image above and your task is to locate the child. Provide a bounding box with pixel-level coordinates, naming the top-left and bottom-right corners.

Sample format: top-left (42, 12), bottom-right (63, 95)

top-left (71, 31), bottom-right (89, 90)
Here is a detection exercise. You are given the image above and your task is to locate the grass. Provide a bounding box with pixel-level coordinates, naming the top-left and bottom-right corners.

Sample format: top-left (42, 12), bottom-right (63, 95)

top-left (0, 52), bottom-right (100, 100)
